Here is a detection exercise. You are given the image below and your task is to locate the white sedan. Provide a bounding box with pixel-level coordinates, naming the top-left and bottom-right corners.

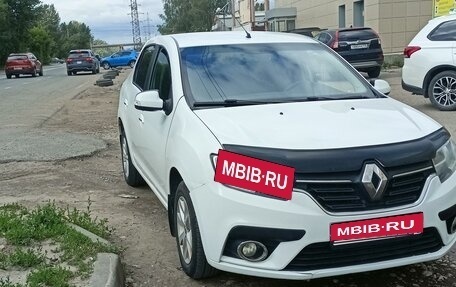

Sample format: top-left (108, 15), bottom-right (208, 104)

top-left (118, 31), bottom-right (456, 280)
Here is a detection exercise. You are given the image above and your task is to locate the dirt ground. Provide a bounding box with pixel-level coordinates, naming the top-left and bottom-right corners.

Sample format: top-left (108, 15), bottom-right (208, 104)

top-left (1, 70), bottom-right (455, 287)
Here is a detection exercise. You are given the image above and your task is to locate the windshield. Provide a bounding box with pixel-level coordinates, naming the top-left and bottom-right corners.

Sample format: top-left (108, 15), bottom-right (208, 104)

top-left (180, 43), bottom-right (375, 107)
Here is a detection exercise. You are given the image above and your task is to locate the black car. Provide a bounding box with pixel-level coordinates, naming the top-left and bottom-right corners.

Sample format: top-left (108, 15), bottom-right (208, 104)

top-left (316, 27), bottom-right (384, 78)
top-left (66, 49), bottom-right (100, 76)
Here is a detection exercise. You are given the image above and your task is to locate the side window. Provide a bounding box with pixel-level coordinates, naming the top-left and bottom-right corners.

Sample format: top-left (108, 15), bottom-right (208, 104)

top-left (428, 20), bottom-right (456, 41)
top-left (133, 45), bottom-right (157, 91)
top-left (150, 49), bottom-right (172, 100)
top-left (121, 51), bottom-right (130, 56)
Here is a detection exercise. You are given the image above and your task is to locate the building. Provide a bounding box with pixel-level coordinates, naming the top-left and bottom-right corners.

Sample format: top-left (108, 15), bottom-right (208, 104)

top-left (271, 0), bottom-right (435, 54)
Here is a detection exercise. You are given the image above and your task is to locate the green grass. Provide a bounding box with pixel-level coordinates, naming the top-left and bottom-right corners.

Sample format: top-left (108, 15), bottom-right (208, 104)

top-left (0, 277), bottom-right (24, 287)
top-left (0, 248), bottom-right (45, 269)
top-left (0, 201), bottom-right (118, 286)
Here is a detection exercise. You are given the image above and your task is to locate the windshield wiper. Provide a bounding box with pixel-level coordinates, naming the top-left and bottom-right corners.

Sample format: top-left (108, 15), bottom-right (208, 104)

top-left (193, 99), bottom-right (281, 107)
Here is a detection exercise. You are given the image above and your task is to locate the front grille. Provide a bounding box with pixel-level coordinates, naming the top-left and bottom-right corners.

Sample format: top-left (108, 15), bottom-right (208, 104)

top-left (284, 227), bottom-right (443, 271)
top-left (294, 162), bottom-right (434, 212)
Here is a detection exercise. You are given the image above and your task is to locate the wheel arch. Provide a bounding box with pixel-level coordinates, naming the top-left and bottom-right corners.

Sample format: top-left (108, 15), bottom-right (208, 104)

top-left (168, 167), bottom-right (183, 237)
top-left (423, 65), bottom-right (456, 98)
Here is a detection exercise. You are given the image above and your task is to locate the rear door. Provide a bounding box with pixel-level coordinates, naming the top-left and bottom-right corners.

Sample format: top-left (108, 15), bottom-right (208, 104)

top-left (426, 20), bottom-right (456, 65)
top-left (336, 29), bottom-right (382, 63)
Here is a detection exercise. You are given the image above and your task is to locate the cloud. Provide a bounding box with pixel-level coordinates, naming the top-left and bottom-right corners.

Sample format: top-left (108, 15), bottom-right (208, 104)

top-left (41, 0), bottom-right (163, 44)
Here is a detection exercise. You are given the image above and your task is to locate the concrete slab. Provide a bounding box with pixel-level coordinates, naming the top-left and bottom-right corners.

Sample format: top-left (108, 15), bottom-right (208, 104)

top-left (89, 253), bottom-right (124, 287)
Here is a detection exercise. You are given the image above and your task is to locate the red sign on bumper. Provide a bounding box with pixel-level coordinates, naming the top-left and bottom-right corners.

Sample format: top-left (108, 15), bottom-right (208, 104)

top-left (214, 149), bottom-right (295, 200)
top-left (330, 213), bottom-right (424, 242)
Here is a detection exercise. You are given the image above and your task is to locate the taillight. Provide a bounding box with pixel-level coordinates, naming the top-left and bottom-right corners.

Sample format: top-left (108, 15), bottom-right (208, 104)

top-left (404, 46), bottom-right (421, 58)
top-left (86, 57), bottom-right (93, 63)
top-left (66, 58), bottom-right (73, 63)
top-left (332, 31), bottom-right (339, 49)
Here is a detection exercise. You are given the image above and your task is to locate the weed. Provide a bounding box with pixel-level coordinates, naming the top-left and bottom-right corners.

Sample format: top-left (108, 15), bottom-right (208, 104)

top-left (0, 248), bottom-right (45, 269)
top-left (27, 266), bottom-right (73, 287)
top-left (0, 277), bottom-right (24, 287)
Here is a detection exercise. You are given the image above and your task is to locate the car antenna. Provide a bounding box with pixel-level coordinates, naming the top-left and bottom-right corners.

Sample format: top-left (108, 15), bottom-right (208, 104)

top-left (234, 16), bottom-right (251, 38)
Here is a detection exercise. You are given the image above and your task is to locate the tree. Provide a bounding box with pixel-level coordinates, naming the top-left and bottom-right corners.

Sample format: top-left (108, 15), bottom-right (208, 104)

top-left (159, 0), bottom-right (227, 34)
top-left (35, 4), bottom-right (60, 56)
top-left (27, 26), bottom-right (52, 63)
top-left (5, 0), bottom-right (41, 51)
top-left (57, 21), bottom-right (93, 58)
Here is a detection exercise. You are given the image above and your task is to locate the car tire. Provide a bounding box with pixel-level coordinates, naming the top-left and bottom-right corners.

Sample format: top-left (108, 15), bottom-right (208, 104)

top-left (128, 60), bottom-right (136, 68)
top-left (72, 71), bottom-right (77, 75)
top-left (96, 66), bottom-right (100, 73)
top-left (15, 74), bottom-right (19, 78)
top-left (92, 68), bottom-right (97, 74)
top-left (120, 131), bottom-right (145, 186)
top-left (6, 74), bottom-right (11, 79)
top-left (32, 69), bottom-right (37, 77)
top-left (368, 67), bottom-right (381, 78)
top-left (174, 181), bottom-right (218, 279)
top-left (428, 70), bottom-right (456, 111)
top-left (102, 62), bottom-right (111, 70)
top-left (67, 71), bottom-right (71, 76)
top-left (39, 68), bottom-right (43, 76)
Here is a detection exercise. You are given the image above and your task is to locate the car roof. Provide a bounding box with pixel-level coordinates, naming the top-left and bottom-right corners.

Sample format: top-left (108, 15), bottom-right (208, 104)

top-left (428, 13), bottom-right (456, 24)
top-left (325, 27), bottom-right (375, 33)
top-left (150, 31), bottom-right (317, 48)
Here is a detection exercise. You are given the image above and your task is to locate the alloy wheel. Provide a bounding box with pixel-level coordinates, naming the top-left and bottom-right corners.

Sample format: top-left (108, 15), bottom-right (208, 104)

top-left (121, 136), bottom-right (129, 178)
top-left (432, 76), bottom-right (456, 107)
top-left (177, 196), bottom-right (192, 264)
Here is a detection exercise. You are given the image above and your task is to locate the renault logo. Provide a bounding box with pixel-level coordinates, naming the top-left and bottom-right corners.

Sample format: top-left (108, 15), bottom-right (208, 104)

top-left (361, 163), bottom-right (388, 201)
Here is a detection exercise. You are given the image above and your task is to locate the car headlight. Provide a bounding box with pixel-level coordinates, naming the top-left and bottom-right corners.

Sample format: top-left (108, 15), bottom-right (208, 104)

top-left (433, 139), bottom-right (456, 183)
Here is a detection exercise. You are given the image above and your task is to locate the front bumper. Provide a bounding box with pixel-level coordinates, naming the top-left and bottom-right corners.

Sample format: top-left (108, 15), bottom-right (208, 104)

top-left (191, 173), bottom-right (456, 280)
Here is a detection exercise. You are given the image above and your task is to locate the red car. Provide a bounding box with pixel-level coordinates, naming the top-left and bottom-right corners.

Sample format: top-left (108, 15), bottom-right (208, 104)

top-left (5, 53), bottom-right (43, 79)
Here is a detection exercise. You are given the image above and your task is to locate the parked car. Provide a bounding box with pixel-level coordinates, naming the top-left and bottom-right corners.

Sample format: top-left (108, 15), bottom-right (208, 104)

top-left (51, 57), bottom-right (65, 64)
top-left (5, 53), bottom-right (43, 79)
top-left (315, 27), bottom-right (384, 78)
top-left (66, 49), bottom-right (100, 76)
top-left (402, 14), bottom-right (456, 111)
top-left (118, 31), bottom-right (456, 280)
top-left (101, 50), bottom-right (137, 70)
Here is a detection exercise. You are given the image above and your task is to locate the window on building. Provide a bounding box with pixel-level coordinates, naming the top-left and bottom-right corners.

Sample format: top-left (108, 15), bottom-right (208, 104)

top-left (353, 0), bottom-right (364, 27)
top-left (339, 5), bottom-right (346, 28)
top-left (287, 20), bottom-right (296, 31)
top-left (277, 20), bottom-right (285, 32)
top-left (428, 20), bottom-right (456, 41)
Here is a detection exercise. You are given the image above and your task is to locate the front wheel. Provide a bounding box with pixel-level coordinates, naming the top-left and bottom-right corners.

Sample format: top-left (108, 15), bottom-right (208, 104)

top-left (174, 182), bottom-right (218, 279)
top-left (120, 131), bottom-right (144, 186)
top-left (428, 70), bottom-right (456, 111)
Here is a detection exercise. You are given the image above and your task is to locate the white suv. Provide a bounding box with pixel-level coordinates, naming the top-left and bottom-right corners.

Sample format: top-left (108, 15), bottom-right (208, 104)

top-left (402, 14), bottom-right (456, 110)
top-left (118, 31), bottom-right (456, 280)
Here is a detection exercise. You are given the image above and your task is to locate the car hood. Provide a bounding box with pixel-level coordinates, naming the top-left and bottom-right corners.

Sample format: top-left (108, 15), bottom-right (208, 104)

top-left (193, 98), bottom-right (442, 150)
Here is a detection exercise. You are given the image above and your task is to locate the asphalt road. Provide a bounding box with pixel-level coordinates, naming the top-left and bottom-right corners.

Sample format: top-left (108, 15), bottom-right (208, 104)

top-left (0, 64), bottom-right (97, 128)
top-left (0, 64), bottom-right (106, 162)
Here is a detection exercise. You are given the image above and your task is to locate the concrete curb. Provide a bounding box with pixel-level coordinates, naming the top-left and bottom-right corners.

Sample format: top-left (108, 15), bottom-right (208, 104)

top-left (67, 223), bottom-right (124, 287)
top-left (90, 253), bottom-right (124, 287)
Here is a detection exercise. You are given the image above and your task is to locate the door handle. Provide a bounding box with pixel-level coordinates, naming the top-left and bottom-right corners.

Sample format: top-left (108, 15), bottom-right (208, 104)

top-left (138, 114), bottom-right (144, 123)
top-left (123, 99), bottom-right (128, 106)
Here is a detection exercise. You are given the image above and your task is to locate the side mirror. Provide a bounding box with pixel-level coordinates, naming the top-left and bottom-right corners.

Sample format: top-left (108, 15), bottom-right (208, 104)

top-left (371, 79), bottom-right (391, 95)
top-left (134, 90), bottom-right (163, 111)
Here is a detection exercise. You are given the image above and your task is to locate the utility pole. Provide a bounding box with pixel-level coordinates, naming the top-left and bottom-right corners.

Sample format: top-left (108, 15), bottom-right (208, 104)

top-left (129, 0), bottom-right (142, 49)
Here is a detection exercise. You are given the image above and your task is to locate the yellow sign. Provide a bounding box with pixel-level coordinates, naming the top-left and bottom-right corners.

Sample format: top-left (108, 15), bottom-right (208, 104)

top-left (433, 0), bottom-right (456, 17)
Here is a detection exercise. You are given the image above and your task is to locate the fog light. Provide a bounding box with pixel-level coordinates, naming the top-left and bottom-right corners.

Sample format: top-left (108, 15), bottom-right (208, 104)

top-left (237, 241), bottom-right (268, 262)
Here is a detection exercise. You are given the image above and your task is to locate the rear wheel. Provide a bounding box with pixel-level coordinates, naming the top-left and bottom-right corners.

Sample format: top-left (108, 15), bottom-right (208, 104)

top-left (120, 131), bottom-right (144, 186)
top-left (174, 182), bottom-right (218, 279)
top-left (67, 71), bottom-right (71, 76)
top-left (39, 68), bottom-right (43, 76)
top-left (428, 70), bottom-right (456, 111)
top-left (102, 62), bottom-right (111, 70)
top-left (32, 69), bottom-right (37, 77)
top-left (15, 74), bottom-right (19, 78)
top-left (367, 67), bottom-right (381, 78)
top-left (6, 74), bottom-right (11, 79)
top-left (72, 71), bottom-right (77, 75)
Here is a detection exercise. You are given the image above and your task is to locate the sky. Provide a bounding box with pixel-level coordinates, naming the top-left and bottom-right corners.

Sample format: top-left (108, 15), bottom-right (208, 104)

top-left (41, 0), bottom-right (163, 44)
